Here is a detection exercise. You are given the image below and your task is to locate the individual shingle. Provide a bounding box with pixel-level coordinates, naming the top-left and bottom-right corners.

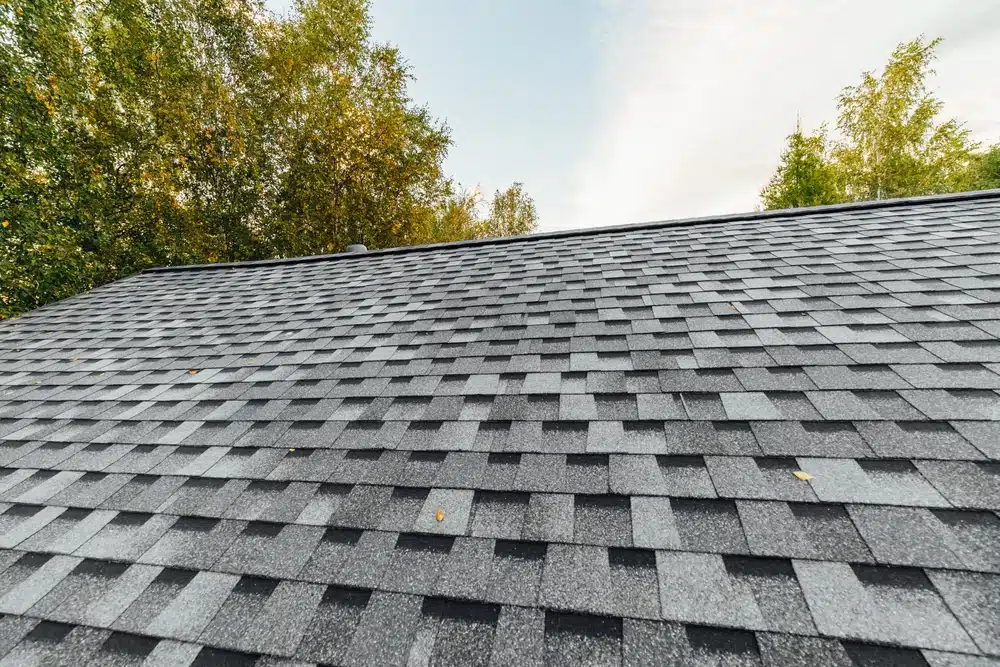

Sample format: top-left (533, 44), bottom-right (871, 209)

top-left (111, 568), bottom-right (198, 635)
top-left (145, 571), bottom-right (239, 641)
top-left (630, 496), bottom-right (681, 550)
top-left (419, 597), bottom-right (501, 667)
top-left (486, 540), bottom-right (546, 606)
top-left (334, 529), bottom-right (397, 589)
top-left (343, 591), bottom-right (423, 667)
top-left (854, 421), bottom-right (984, 459)
top-left (607, 548), bottom-right (660, 620)
top-left (380, 533), bottom-right (453, 595)
top-left (793, 560), bottom-right (977, 652)
top-left (0, 504), bottom-right (65, 549)
top-left (298, 527), bottom-right (363, 583)
top-left (901, 389), bottom-right (1000, 420)
top-left (664, 421), bottom-right (762, 456)
top-left (914, 460), bottom-right (1000, 510)
top-left (295, 585), bottom-right (372, 666)
top-left (671, 498), bottom-right (749, 553)
top-left (433, 536), bottom-right (495, 600)
top-left (656, 551), bottom-right (764, 629)
top-left (470, 491), bottom-right (530, 539)
top-left (926, 570), bottom-right (1000, 655)
top-left (138, 517), bottom-right (245, 570)
top-left (756, 632), bottom-right (852, 667)
top-left (543, 611), bottom-right (622, 667)
top-left (213, 522), bottom-right (324, 579)
top-left (238, 580), bottom-right (325, 657)
top-left (951, 421), bottom-right (1000, 459)
top-left (706, 456), bottom-right (818, 502)
top-left (738, 500), bottom-right (873, 562)
top-left (803, 458), bottom-right (950, 506)
top-left (573, 495), bottom-right (632, 547)
top-left (414, 488), bottom-right (474, 535)
top-left (0, 554), bottom-right (82, 615)
top-left (751, 422), bottom-right (873, 458)
top-left (75, 512), bottom-right (176, 561)
top-left (521, 493), bottom-right (574, 543)
top-left (539, 544), bottom-right (615, 615)
top-left (723, 556), bottom-right (815, 634)
top-left (28, 559), bottom-right (131, 624)
top-left (293, 482), bottom-right (352, 525)
top-left (488, 605), bottom-right (544, 667)
top-left (655, 455), bottom-right (717, 497)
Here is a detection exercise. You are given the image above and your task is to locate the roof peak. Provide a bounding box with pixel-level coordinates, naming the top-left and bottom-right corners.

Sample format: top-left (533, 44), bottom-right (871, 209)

top-left (146, 187), bottom-right (1000, 274)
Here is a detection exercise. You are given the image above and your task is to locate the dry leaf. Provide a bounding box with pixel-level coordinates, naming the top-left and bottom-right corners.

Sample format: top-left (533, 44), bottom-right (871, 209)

top-left (435, 509), bottom-right (444, 522)
top-left (793, 471), bottom-right (813, 481)
top-left (289, 448), bottom-right (295, 452)
top-left (188, 369), bottom-right (199, 375)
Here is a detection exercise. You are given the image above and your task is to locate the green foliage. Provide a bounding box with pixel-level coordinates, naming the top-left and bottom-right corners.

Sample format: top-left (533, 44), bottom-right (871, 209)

top-left (969, 145), bottom-right (1000, 190)
top-left (761, 36), bottom-right (993, 210)
top-left (833, 37), bottom-right (978, 200)
top-left (760, 121), bottom-right (840, 209)
top-left (0, 0), bottom-right (537, 319)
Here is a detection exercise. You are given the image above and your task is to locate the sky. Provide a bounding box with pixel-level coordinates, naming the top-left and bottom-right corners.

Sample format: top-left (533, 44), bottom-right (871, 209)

top-left (266, 1), bottom-right (1000, 233)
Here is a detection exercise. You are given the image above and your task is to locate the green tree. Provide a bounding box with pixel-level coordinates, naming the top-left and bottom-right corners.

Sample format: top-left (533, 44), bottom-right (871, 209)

top-left (833, 36), bottom-right (977, 201)
top-left (760, 121), bottom-right (840, 209)
top-left (483, 182), bottom-right (538, 238)
top-left (760, 36), bottom-right (988, 210)
top-left (969, 145), bottom-right (1000, 190)
top-left (0, 0), bottom-right (536, 319)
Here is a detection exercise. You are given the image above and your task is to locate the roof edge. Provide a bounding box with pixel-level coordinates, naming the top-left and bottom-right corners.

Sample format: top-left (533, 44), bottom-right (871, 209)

top-left (144, 187), bottom-right (1000, 274)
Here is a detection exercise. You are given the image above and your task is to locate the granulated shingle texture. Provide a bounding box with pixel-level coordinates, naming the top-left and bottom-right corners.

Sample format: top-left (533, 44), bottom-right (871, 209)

top-left (0, 191), bottom-right (999, 665)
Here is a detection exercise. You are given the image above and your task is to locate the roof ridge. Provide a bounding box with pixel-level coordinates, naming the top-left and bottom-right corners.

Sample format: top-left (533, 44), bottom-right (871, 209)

top-left (145, 187), bottom-right (1000, 274)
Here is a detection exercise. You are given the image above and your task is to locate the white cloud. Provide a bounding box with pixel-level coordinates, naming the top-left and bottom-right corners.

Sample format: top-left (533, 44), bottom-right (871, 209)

top-left (560, 0), bottom-right (1000, 232)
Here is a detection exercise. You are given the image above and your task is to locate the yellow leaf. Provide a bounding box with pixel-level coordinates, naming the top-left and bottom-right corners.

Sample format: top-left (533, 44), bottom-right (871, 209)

top-left (289, 448), bottom-right (295, 452)
top-left (188, 369), bottom-right (199, 375)
top-left (435, 509), bottom-right (444, 522)
top-left (793, 471), bottom-right (813, 481)
top-left (1, 221), bottom-right (7, 228)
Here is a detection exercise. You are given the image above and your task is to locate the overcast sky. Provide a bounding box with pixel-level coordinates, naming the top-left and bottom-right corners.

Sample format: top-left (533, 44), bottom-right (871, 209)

top-left (267, 1), bottom-right (1000, 232)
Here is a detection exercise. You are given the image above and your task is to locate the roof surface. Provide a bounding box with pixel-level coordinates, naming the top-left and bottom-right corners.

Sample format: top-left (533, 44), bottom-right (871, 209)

top-left (0, 192), bottom-right (999, 666)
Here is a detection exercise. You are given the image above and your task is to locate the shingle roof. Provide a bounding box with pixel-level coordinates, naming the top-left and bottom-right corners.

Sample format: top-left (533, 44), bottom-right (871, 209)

top-left (1, 190), bottom-right (1000, 666)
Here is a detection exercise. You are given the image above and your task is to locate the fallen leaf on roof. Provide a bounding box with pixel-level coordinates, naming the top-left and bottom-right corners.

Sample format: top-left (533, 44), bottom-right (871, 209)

top-left (793, 471), bottom-right (813, 481)
top-left (435, 509), bottom-right (444, 522)
top-left (188, 369), bottom-right (199, 375)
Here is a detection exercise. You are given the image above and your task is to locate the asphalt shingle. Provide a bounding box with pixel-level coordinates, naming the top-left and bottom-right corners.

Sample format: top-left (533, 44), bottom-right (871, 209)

top-left (1, 192), bottom-right (999, 663)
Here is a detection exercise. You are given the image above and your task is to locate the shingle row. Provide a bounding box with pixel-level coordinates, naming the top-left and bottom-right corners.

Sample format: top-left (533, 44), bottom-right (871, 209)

top-left (0, 547), bottom-right (996, 660)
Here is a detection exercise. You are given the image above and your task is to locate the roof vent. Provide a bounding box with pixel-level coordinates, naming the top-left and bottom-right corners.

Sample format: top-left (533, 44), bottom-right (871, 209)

top-left (345, 244), bottom-right (367, 253)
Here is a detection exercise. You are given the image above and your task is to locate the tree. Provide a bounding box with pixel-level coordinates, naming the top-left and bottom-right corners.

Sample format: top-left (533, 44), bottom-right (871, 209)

top-left (760, 120), bottom-right (840, 209)
top-left (969, 145), bottom-right (1000, 190)
top-left (760, 36), bottom-right (988, 210)
top-left (0, 0), bottom-right (537, 319)
top-left (833, 36), bottom-right (978, 201)
top-left (483, 182), bottom-right (538, 238)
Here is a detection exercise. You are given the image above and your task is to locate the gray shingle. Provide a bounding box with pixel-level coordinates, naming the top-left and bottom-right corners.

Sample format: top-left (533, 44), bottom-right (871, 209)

top-left (737, 501), bottom-right (873, 562)
top-left (926, 570), bottom-right (1000, 655)
top-left (656, 551), bottom-right (764, 629)
top-left (2, 193), bottom-right (1000, 663)
top-left (793, 560), bottom-right (977, 652)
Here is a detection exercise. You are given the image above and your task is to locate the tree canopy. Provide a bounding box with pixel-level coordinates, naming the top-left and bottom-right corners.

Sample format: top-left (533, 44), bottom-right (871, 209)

top-left (761, 36), bottom-right (995, 210)
top-left (0, 0), bottom-right (537, 319)
top-left (760, 120), bottom-right (840, 210)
